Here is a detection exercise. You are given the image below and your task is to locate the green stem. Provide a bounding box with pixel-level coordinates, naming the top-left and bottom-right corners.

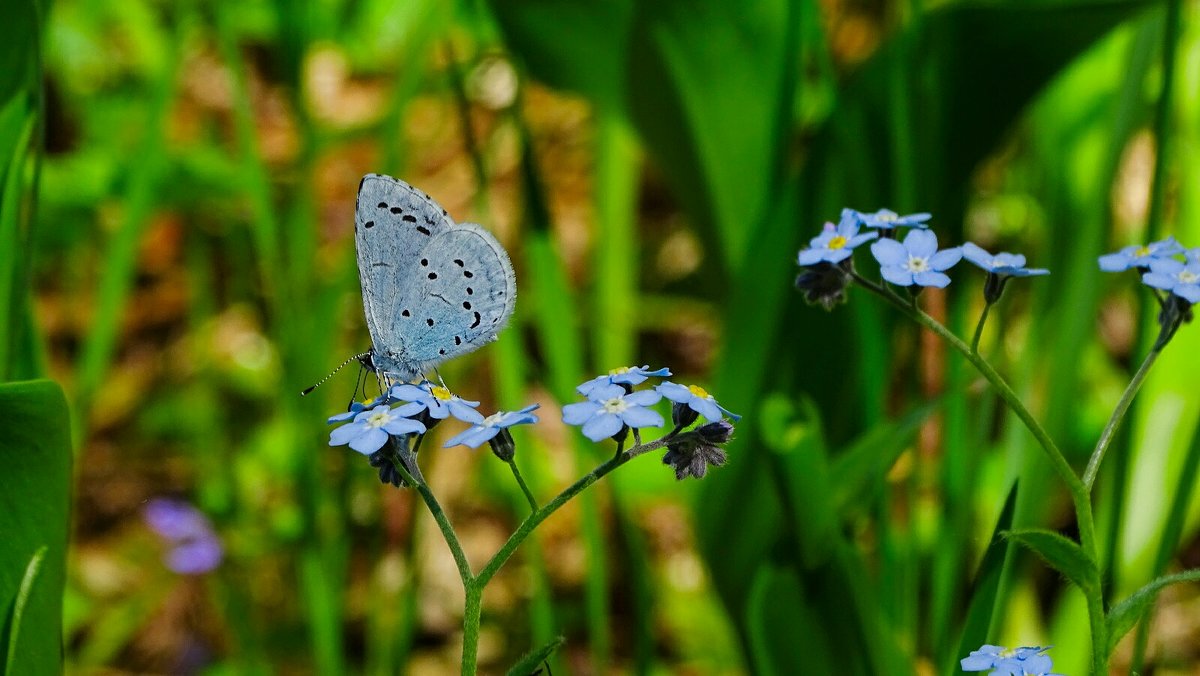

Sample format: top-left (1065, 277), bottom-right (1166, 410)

top-left (1082, 346), bottom-right (1161, 493)
top-left (507, 458), bottom-right (539, 512)
top-left (850, 272), bottom-right (1108, 673)
top-left (971, 302), bottom-right (992, 353)
top-left (476, 435), bottom-right (676, 587)
top-left (461, 584), bottom-right (483, 675)
top-left (388, 453), bottom-right (474, 584)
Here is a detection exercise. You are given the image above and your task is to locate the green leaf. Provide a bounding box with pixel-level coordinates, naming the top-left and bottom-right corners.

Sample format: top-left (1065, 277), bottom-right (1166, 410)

top-left (949, 483), bottom-right (1018, 676)
top-left (0, 380), bottom-right (71, 676)
top-left (626, 0), bottom-right (799, 271)
top-left (829, 400), bottom-right (938, 518)
top-left (1106, 568), bottom-right (1200, 654)
top-left (745, 565), bottom-right (835, 675)
top-left (1005, 528), bottom-right (1098, 594)
top-left (505, 635), bottom-right (566, 676)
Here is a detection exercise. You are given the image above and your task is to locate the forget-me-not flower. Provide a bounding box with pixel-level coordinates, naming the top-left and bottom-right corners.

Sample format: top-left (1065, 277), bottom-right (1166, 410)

top-left (871, 229), bottom-right (962, 288)
top-left (961, 644), bottom-right (1059, 676)
top-left (856, 208), bottom-right (932, 231)
top-left (563, 384), bottom-right (663, 442)
top-left (961, 243), bottom-right (1050, 278)
top-left (656, 382), bottom-right (740, 424)
top-left (327, 394), bottom-right (389, 424)
top-left (390, 382), bottom-right (485, 424)
top-left (144, 499), bottom-right (224, 575)
top-left (329, 402), bottom-right (426, 454)
top-left (797, 210), bottom-right (878, 265)
top-left (1142, 258), bottom-right (1200, 303)
top-left (576, 365), bottom-right (671, 397)
top-left (443, 404), bottom-right (540, 449)
top-left (1098, 236), bottom-right (1183, 271)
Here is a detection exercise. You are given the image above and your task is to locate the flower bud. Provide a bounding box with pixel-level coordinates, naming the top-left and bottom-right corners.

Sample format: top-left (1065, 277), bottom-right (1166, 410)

top-left (671, 401), bottom-right (699, 428)
top-left (696, 420), bottom-right (735, 444)
top-left (488, 428), bottom-right (517, 462)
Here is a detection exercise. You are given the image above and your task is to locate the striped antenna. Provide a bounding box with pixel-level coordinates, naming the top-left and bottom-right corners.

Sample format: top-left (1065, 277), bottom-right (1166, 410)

top-left (301, 352), bottom-right (372, 396)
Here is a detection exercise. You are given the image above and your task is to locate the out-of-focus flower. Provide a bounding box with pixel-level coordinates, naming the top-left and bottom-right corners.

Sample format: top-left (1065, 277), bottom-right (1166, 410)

top-left (144, 499), bottom-right (223, 575)
top-left (1098, 236), bottom-right (1183, 271)
top-left (961, 644), bottom-right (1060, 676)
top-left (329, 402), bottom-right (426, 455)
top-left (797, 210), bottom-right (878, 265)
top-left (961, 243), bottom-right (1049, 278)
top-left (856, 208), bottom-right (932, 231)
top-left (1142, 258), bottom-right (1200, 303)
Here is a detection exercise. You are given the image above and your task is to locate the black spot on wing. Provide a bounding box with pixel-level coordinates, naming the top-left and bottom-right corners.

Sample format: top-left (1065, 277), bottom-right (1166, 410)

top-left (402, 214), bottom-right (417, 223)
top-left (363, 220), bottom-right (375, 228)
top-left (470, 312), bottom-right (481, 329)
top-left (417, 226), bottom-right (431, 236)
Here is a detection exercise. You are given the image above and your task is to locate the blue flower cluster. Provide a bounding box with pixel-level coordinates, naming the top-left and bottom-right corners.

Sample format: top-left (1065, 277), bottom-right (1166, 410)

top-left (795, 207), bottom-right (1050, 309)
top-left (961, 644), bottom-right (1061, 676)
top-left (562, 365), bottom-right (740, 479)
top-left (1099, 236), bottom-right (1200, 303)
top-left (327, 381), bottom-right (539, 467)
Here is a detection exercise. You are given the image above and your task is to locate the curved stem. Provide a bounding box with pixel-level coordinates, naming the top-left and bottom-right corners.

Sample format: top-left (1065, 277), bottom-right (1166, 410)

top-left (507, 458), bottom-right (539, 512)
top-left (971, 302), bottom-right (993, 353)
top-left (388, 453), bottom-right (474, 585)
top-left (1082, 346), bottom-right (1161, 493)
top-left (476, 435), bottom-right (676, 587)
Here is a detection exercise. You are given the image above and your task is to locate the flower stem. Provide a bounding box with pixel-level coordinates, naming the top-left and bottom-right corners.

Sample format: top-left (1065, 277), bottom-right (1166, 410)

top-left (1082, 345), bottom-right (1161, 493)
top-left (476, 435), bottom-right (676, 587)
top-left (971, 302), bottom-right (992, 353)
top-left (387, 453), bottom-right (474, 584)
top-left (507, 458), bottom-right (540, 512)
top-left (460, 583), bottom-right (482, 675)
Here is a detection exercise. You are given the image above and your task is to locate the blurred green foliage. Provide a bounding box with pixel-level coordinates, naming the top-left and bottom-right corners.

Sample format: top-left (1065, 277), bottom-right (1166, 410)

top-left (2, 0), bottom-right (1199, 672)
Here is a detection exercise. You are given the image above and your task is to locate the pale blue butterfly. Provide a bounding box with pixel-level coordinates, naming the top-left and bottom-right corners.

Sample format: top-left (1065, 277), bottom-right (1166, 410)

top-left (353, 174), bottom-right (515, 386)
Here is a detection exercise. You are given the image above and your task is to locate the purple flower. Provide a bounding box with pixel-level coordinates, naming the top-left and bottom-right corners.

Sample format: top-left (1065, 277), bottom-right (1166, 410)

top-left (870, 229), bottom-right (962, 288)
top-left (1098, 236), bottom-right (1183, 271)
top-left (961, 243), bottom-right (1050, 278)
top-left (797, 209), bottom-right (878, 265)
top-left (562, 384), bottom-right (663, 442)
top-left (389, 382), bottom-right (484, 424)
top-left (144, 499), bottom-right (223, 575)
top-left (1142, 258), bottom-right (1200, 303)
top-left (856, 208), bottom-right (932, 230)
top-left (576, 365), bottom-right (671, 397)
top-left (329, 402), bottom-right (427, 455)
top-left (443, 404), bottom-right (540, 449)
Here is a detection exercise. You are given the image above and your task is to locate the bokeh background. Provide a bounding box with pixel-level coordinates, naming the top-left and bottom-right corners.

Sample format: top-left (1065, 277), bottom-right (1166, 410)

top-left (3, 0), bottom-right (1200, 673)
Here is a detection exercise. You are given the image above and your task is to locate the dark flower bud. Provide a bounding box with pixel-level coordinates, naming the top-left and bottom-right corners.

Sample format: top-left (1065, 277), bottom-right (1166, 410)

top-left (671, 401), bottom-right (699, 428)
top-left (795, 262), bottom-right (851, 310)
top-left (662, 436), bottom-right (729, 480)
top-left (696, 420), bottom-right (735, 444)
top-left (982, 272), bottom-right (1010, 305)
top-left (1155, 293), bottom-right (1194, 350)
top-left (488, 428), bottom-right (517, 462)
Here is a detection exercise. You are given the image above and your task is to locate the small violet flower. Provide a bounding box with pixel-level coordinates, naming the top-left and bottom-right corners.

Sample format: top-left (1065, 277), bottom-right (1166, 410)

top-left (143, 499), bottom-right (223, 575)
top-left (1098, 236), bottom-right (1183, 271)
top-left (443, 404), bottom-right (540, 450)
top-left (656, 381), bottom-right (740, 426)
top-left (390, 382), bottom-right (485, 424)
top-left (856, 208), bottom-right (932, 231)
top-left (961, 243), bottom-right (1049, 278)
top-left (563, 384), bottom-right (663, 442)
top-left (1142, 258), bottom-right (1200, 303)
top-left (576, 365), bottom-right (671, 397)
top-left (871, 229), bottom-right (962, 288)
top-left (797, 209), bottom-right (878, 265)
top-left (329, 402), bottom-right (426, 455)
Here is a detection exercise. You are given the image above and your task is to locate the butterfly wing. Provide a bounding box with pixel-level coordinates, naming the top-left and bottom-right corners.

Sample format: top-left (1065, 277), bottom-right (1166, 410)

top-left (353, 174), bottom-right (515, 382)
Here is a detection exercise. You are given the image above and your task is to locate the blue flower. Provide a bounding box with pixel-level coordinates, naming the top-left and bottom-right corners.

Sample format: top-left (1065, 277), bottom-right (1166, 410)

top-left (870, 229), bottom-right (962, 288)
top-left (856, 208), bottom-right (932, 230)
top-left (656, 382), bottom-right (741, 423)
top-left (1187, 247), bottom-right (1200, 263)
top-left (443, 404), bottom-right (540, 449)
top-left (961, 645), bottom-right (1059, 676)
top-left (562, 384), bottom-right (664, 442)
top-left (576, 365), bottom-right (671, 397)
top-left (327, 394), bottom-right (389, 424)
top-left (1142, 258), bottom-right (1200, 303)
top-left (960, 644), bottom-right (1005, 671)
top-left (1098, 236), bottom-right (1184, 271)
top-left (329, 402), bottom-right (427, 455)
top-left (961, 243), bottom-right (1050, 277)
top-left (797, 209), bottom-right (878, 265)
top-left (143, 499), bottom-right (223, 575)
top-left (390, 382), bottom-right (485, 424)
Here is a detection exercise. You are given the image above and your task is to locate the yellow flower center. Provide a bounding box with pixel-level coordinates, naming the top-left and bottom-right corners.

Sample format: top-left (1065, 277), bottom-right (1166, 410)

top-left (1135, 245), bottom-right (1150, 258)
top-left (687, 384), bottom-right (711, 399)
top-left (608, 366), bottom-right (631, 376)
top-left (432, 386), bottom-right (452, 401)
top-left (601, 397), bottom-right (629, 414)
top-left (828, 235), bottom-right (847, 250)
top-left (365, 409), bottom-right (392, 428)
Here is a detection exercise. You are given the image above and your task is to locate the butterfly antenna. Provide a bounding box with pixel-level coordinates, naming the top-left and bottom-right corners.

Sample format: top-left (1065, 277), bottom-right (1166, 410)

top-left (433, 367), bottom-right (449, 389)
top-left (301, 352), bottom-right (372, 396)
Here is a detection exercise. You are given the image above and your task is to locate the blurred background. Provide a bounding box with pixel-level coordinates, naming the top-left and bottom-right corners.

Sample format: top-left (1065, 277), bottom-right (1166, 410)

top-left (3, 0), bottom-right (1200, 673)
